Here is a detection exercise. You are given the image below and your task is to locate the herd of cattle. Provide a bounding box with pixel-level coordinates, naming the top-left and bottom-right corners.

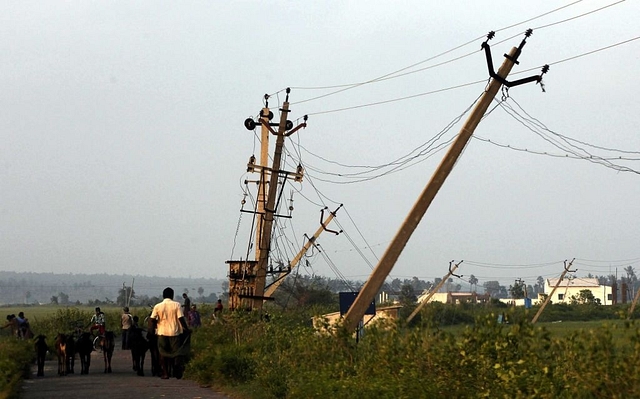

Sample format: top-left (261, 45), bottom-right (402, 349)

top-left (33, 326), bottom-right (160, 377)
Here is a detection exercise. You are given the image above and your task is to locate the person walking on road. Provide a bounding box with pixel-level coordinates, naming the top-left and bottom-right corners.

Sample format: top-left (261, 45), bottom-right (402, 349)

top-left (182, 293), bottom-right (191, 321)
top-left (188, 305), bottom-right (201, 328)
top-left (149, 287), bottom-right (191, 379)
top-left (121, 306), bottom-right (133, 350)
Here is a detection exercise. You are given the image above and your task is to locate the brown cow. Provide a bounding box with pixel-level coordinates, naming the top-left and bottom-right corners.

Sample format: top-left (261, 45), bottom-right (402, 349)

top-left (98, 331), bottom-right (115, 373)
top-left (54, 333), bottom-right (68, 376)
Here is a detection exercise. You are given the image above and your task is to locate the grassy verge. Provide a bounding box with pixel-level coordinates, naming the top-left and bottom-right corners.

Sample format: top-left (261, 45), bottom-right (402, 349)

top-left (186, 307), bottom-right (640, 398)
top-left (0, 337), bottom-right (33, 399)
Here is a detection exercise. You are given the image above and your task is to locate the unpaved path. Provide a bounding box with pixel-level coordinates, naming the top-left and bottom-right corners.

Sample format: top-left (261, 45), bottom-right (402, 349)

top-left (20, 346), bottom-right (229, 399)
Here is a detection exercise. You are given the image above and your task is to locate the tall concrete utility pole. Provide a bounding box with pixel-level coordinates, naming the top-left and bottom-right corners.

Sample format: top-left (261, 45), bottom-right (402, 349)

top-left (228, 89), bottom-right (306, 311)
top-left (343, 31), bottom-right (548, 333)
top-left (254, 104), bottom-right (272, 262)
top-left (251, 89), bottom-right (307, 310)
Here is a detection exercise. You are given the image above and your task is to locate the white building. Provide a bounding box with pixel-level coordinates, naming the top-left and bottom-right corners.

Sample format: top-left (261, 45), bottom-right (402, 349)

top-left (418, 291), bottom-right (491, 304)
top-left (544, 277), bottom-right (613, 305)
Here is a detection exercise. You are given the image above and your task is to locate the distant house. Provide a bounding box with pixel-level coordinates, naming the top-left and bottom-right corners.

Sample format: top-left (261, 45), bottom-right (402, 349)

top-left (312, 305), bottom-right (402, 335)
top-left (418, 291), bottom-right (491, 305)
top-left (544, 277), bottom-right (612, 305)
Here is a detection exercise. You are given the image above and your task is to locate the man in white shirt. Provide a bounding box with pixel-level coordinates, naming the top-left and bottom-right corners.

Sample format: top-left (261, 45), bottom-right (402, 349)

top-left (148, 287), bottom-right (190, 379)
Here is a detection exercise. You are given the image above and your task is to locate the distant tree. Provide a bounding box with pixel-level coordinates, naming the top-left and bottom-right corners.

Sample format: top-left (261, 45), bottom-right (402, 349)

top-left (537, 276), bottom-right (545, 291)
top-left (399, 284), bottom-right (417, 305)
top-left (202, 292), bottom-right (219, 303)
top-left (59, 292), bottom-right (69, 305)
top-left (390, 278), bottom-right (402, 293)
top-left (483, 281), bottom-right (501, 298)
top-left (625, 266), bottom-right (638, 298)
top-left (197, 287), bottom-right (204, 297)
top-left (509, 281), bottom-right (525, 299)
top-left (396, 283), bottom-right (417, 319)
top-left (50, 295), bottom-right (59, 305)
top-left (117, 286), bottom-right (135, 307)
top-left (434, 278), bottom-right (442, 292)
top-left (410, 277), bottom-right (422, 292)
top-left (468, 275), bottom-right (478, 292)
top-left (446, 278), bottom-right (454, 292)
top-left (526, 285), bottom-right (535, 298)
top-left (275, 277), bottom-right (337, 308)
top-left (571, 289), bottom-right (600, 305)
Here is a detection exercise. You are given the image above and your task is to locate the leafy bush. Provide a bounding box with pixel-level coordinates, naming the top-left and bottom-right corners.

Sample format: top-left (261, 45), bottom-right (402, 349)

top-left (0, 337), bottom-right (33, 399)
top-left (186, 306), bottom-right (640, 399)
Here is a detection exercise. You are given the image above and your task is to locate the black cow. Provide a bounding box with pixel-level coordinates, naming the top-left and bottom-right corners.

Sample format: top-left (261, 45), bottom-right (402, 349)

top-left (75, 332), bottom-right (93, 374)
top-left (65, 333), bottom-right (76, 374)
top-left (34, 335), bottom-right (48, 377)
top-left (128, 326), bottom-right (148, 376)
top-left (146, 331), bottom-right (161, 377)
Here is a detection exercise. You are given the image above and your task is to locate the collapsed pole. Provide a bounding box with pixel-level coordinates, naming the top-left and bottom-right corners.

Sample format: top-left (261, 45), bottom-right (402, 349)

top-left (342, 31), bottom-right (547, 334)
top-left (406, 260), bottom-right (462, 323)
top-left (627, 282), bottom-right (640, 319)
top-left (264, 205), bottom-right (342, 299)
top-left (531, 259), bottom-right (576, 324)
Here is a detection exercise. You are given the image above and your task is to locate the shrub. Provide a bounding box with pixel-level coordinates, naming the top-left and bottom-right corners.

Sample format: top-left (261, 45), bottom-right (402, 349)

top-left (0, 337), bottom-right (33, 399)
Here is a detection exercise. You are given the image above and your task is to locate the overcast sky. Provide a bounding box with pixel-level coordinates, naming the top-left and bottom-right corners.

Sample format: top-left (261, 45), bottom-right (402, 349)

top-left (1, 1), bottom-right (639, 290)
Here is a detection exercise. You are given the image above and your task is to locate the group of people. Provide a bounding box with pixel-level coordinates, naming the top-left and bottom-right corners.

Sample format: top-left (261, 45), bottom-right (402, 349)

top-left (3, 290), bottom-right (226, 381)
top-left (181, 293), bottom-right (201, 328)
top-left (1, 311), bottom-right (33, 339)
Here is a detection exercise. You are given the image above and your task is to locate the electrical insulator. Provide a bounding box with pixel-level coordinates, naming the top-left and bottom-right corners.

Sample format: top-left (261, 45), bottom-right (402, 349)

top-left (247, 155), bottom-right (256, 172)
top-left (294, 164), bottom-right (304, 182)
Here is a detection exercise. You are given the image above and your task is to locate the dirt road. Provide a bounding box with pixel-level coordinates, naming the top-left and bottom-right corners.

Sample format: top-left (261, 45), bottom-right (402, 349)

top-left (20, 346), bottom-right (229, 399)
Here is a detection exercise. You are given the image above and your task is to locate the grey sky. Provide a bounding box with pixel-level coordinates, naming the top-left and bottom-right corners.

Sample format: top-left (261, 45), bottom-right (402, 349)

top-left (1, 1), bottom-right (639, 289)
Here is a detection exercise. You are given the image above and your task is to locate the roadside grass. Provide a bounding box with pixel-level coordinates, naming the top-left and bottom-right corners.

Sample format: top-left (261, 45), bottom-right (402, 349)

top-left (4, 303), bottom-right (640, 398)
top-left (0, 337), bottom-right (32, 399)
top-left (188, 306), bottom-right (640, 398)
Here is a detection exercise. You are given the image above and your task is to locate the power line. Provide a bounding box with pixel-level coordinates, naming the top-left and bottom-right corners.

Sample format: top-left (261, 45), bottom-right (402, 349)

top-left (286, 0), bottom-right (594, 104)
top-left (514, 35), bottom-right (640, 76)
top-left (291, 93), bottom-right (482, 185)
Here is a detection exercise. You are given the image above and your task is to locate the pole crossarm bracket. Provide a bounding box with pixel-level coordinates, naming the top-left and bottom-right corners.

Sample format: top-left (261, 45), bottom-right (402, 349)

top-left (563, 258), bottom-right (578, 274)
top-left (482, 29), bottom-right (549, 89)
top-left (321, 205), bottom-right (343, 235)
top-left (449, 259), bottom-right (463, 278)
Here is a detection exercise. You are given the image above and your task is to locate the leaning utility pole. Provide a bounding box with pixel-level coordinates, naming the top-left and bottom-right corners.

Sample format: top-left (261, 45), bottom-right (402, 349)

top-left (406, 260), bottom-right (463, 323)
top-left (531, 259), bottom-right (576, 324)
top-left (264, 205), bottom-right (342, 299)
top-left (627, 279), bottom-right (640, 319)
top-left (343, 30), bottom-right (548, 333)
